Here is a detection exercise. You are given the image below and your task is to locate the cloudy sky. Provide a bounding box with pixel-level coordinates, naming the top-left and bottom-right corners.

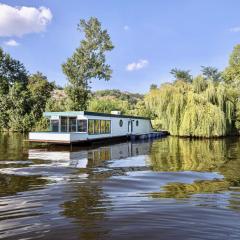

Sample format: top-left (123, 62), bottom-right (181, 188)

top-left (1, 0), bottom-right (240, 93)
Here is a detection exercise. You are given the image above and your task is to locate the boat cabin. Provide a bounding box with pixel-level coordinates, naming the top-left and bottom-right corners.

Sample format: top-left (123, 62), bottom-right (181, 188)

top-left (29, 111), bottom-right (153, 144)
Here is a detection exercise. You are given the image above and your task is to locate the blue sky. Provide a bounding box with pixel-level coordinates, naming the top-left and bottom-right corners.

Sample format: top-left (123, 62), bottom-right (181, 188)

top-left (0, 0), bottom-right (240, 93)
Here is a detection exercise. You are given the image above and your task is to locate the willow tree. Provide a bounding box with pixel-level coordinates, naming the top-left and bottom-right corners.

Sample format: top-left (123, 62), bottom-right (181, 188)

top-left (145, 76), bottom-right (236, 137)
top-left (62, 17), bottom-right (114, 111)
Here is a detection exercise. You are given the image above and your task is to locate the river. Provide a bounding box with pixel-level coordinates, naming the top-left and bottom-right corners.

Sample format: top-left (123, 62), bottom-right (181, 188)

top-left (0, 133), bottom-right (240, 239)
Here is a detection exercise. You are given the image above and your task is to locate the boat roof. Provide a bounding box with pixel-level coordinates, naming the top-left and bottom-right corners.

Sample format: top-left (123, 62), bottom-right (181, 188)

top-left (43, 111), bottom-right (150, 120)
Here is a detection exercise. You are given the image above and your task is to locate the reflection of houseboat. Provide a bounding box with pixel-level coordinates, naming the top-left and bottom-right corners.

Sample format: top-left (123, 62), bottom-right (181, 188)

top-left (29, 111), bottom-right (163, 144)
top-left (28, 141), bottom-right (152, 168)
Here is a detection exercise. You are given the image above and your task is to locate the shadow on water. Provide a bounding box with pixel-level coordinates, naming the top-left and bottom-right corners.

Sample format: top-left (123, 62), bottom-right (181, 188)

top-left (0, 133), bottom-right (240, 239)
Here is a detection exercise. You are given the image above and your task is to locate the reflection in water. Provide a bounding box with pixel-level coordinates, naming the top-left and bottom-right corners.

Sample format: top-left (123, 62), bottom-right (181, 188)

top-left (0, 134), bottom-right (240, 239)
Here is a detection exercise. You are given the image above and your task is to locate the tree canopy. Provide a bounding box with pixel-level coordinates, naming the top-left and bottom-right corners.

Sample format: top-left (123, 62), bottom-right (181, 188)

top-left (62, 17), bottom-right (114, 111)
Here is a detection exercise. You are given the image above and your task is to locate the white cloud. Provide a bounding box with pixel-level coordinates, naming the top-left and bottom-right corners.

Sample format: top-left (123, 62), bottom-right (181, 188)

top-left (0, 3), bottom-right (52, 37)
top-left (4, 39), bottom-right (19, 46)
top-left (124, 25), bottom-right (130, 31)
top-left (230, 27), bottom-right (240, 32)
top-left (126, 59), bottom-right (149, 71)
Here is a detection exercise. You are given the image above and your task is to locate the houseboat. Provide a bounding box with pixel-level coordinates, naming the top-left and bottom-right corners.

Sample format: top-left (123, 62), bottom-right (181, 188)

top-left (29, 111), bottom-right (162, 144)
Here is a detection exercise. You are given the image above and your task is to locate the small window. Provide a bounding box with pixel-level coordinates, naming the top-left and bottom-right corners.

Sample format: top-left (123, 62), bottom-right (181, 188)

top-left (61, 117), bottom-right (68, 132)
top-left (136, 120), bottom-right (139, 126)
top-left (119, 119), bottom-right (123, 127)
top-left (51, 120), bottom-right (59, 132)
top-left (69, 117), bottom-right (77, 132)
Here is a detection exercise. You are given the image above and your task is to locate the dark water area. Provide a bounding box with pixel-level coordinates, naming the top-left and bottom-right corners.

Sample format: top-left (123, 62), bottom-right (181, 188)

top-left (0, 133), bottom-right (240, 240)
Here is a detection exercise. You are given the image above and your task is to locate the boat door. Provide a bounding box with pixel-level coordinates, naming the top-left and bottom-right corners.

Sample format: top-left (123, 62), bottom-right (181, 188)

top-left (128, 120), bottom-right (133, 134)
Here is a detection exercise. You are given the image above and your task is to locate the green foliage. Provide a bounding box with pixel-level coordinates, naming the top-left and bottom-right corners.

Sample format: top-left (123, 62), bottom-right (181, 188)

top-left (28, 72), bottom-right (54, 120)
top-left (201, 66), bottom-right (222, 82)
top-left (88, 97), bottom-right (130, 114)
top-left (145, 44), bottom-right (240, 137)
top-left (62, 17), bottom-right (114, 111)
top-left (170, 68), bottom-right (192, 82)
top-left (150, 84), bottom-right (158, 90)
top-left (0, 48), bottom-right (53, 132)
top-left (33, 117), bottom-right (50, 132)
top-left (92, 89), bottom-right (143, 105)
top-left (0, 48), bottom-right (28, 94)
top-left (223, 44), bottom-right (240, 84)
top-left (145, 77), bottom-right (236, 137)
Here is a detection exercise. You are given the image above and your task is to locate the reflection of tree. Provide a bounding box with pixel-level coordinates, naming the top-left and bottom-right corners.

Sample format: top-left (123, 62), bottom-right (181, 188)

top-left (149, 137), bottom-right (226, 172)
top-left (149, 137), bottom-right (240, 211)
top-left (0, 174), bottom-right (47, 197)
top-left (61, 183), bottom-right (111, 240)
top-left (0, 133), bottom-right (29, 160)
top-left (0, 133), bottom-right (47, 197)
top-left (151, 180), bottom-right (229, 199)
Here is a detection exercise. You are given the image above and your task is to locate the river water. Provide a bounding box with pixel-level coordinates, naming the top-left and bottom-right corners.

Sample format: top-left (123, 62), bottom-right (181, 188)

top-left (0, 133), bottom-right (240, 240)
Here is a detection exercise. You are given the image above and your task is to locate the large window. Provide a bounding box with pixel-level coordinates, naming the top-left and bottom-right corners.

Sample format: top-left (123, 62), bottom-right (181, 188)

top-left (77, 120), bottom-right (87, 132)
top-left (69, 117), bottom-right (77, 132)
top-left (100, 120), bottom-right (106, 134)
top-left (51, 120), bottom-right (59, 132)
top-left (106, 120), bottom-right (111, 134)
top-left (88, 119), bottom-right (111, 134)
top-left (88, 120), bottom-right (94, 134)
top-left (61, 117), bottom-right (68, 132)
top-left (94, 120), bottom-right (101, 134)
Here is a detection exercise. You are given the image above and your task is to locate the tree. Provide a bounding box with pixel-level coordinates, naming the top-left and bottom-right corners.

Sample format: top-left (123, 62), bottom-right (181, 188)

top-left (88, 97), bottom-right (130, 114)
top-left (93, 89), bottom-right (143, 105)
top-left (150, 84), bottom-right (158, 90)
top-left (0, 48), bottom-right (28, 95)
top-left (145, 75), bottom-right (236, 137)
top-left (223, 44), bottom-right (240, 86)
top-left (0, 48), bottom-right (29, 131)
top-left (170, 68), bottom-right (192, 82)
top-left (201, 66), bottom-right (222, 82)
top-left (62, 17), bottom-right (114, 111)
top-left (28, 72), bottom-right (54, 120)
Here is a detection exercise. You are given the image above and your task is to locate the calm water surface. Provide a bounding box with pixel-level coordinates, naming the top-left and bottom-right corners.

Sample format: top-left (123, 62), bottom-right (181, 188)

top-left (0, 133), bottom-right (240, 240)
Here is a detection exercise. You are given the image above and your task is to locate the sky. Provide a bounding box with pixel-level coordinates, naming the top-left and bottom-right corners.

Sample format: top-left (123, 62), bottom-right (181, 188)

top-left (0, 0), bottom-right (240, 93)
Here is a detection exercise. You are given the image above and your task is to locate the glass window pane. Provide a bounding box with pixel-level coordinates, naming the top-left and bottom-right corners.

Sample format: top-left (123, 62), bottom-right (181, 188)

top-left (100, 120), bottom-right (106, 134)
top-left (94, 120), bottom-right (100, 134)
top-left (51, 120), bottom-right (59, 132)
top-left (106, 120), bottom-right (111, 133)
top-left (77, 120), bottom-right (87, 132)
top-left (61, 117), bottom-right (68, 132)
top-left (88, 120), bottom-right (94, 134)
top-left (69, 117), bottom-right (76, 132)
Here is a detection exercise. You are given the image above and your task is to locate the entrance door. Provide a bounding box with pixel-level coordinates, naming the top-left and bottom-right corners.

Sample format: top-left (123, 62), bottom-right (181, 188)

top-left (128, 120), bottom-right (133, 134)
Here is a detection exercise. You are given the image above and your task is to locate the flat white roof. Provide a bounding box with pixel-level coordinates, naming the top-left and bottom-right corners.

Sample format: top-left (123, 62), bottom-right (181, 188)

top-left (43, 111), bottom-right (150, 120)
